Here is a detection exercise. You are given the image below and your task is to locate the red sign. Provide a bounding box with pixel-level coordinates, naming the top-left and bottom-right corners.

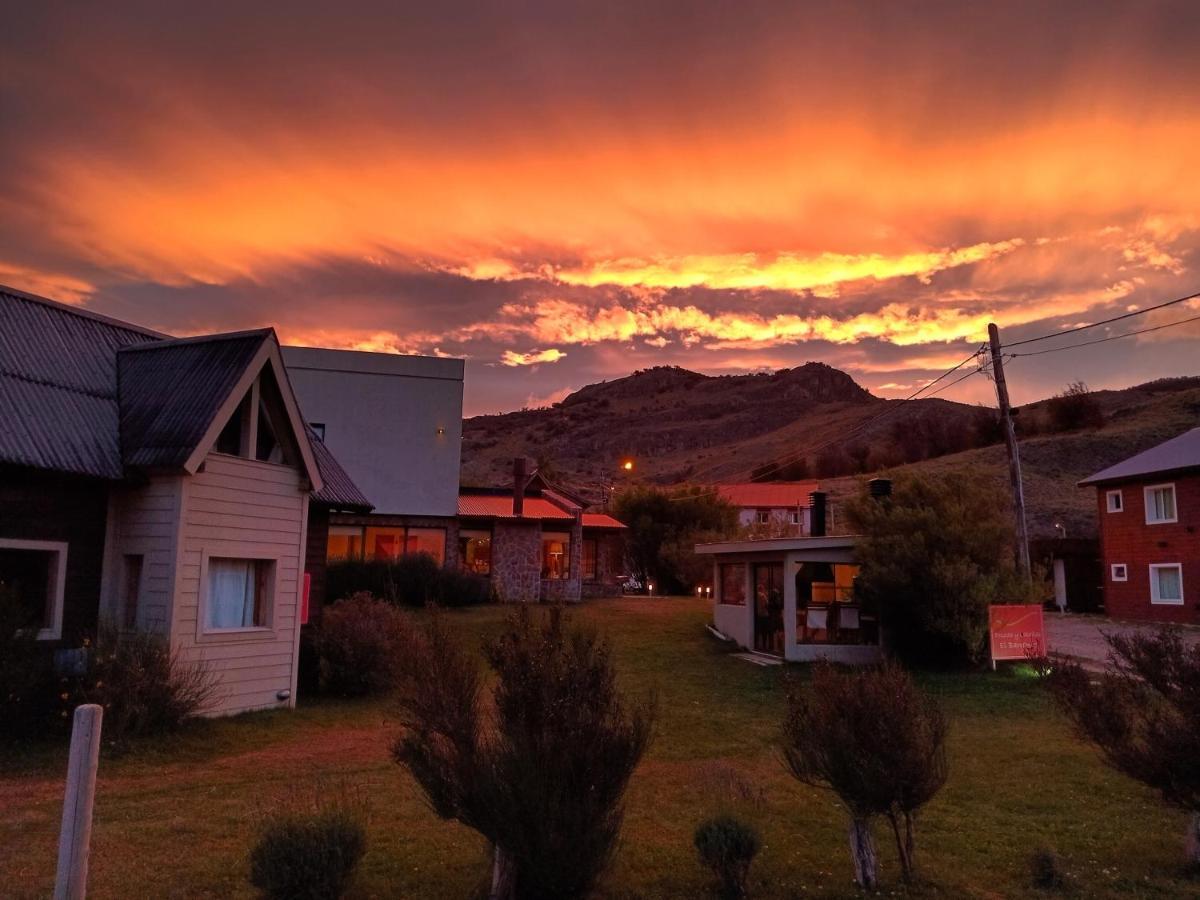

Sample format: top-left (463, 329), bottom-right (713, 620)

top-left (988, 604), bottom-right (1045, 662)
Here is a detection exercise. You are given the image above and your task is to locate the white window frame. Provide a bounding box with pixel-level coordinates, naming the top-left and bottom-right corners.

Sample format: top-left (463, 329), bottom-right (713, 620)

top-left (755, 510), bottom-right (770, 525)
top-left (0, 538), bottom-right (68, 641)
top-left (197, 551), bottom-right (279, 640)
top-left (1149, 563), bottom-right (1184, 605)
top-left (1105, 490), bottom-right (1123, 513)
top-left (1144, 483), bottom-right (1178, 525)
top-left (1110, 563), bottom-right (1128, 582)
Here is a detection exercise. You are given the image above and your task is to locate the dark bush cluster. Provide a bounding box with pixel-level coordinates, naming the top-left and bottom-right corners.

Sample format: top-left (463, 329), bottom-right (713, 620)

top-left (326, 554), bottom-right (492, 608)
top-left (249, 784), bottom-right (367, 900)
top-left (694, 815), bottom-right (761, 899)
top-left (312, 593), bottom-right (406, 697)
top-left (1029, 846), bottom-right (1070, 891)
top-left (1043, 381), bottom-right (1105, 433)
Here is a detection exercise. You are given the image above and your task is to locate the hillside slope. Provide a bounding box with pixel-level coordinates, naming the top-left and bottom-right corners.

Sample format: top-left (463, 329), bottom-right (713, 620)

top-left (462, 363), bottom-right (984, 491)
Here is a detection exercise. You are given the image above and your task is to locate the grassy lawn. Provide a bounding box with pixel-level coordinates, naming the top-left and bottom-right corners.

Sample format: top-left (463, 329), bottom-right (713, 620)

top-left (1, 597), bottom-right (1193, 898)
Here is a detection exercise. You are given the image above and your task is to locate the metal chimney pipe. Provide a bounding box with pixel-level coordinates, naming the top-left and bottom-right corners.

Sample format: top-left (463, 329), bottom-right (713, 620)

top-left (808, 491), bottom-right (827, 537)
top-left (513, 457), bottom-right (527, 516)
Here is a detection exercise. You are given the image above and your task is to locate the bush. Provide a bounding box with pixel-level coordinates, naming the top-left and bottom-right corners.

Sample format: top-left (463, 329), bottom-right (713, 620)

top-left (313, 593), bottom-right (406, 696)
top-left (68, 622), bottom-right (219, 746)
top-left (694, 815), bottom-right (761, 899)
top-left (1045, 628), bottom-right (1200, 869)
top-left (782, 662), bottom-right (948, 888)
top-left (845, 473), bottom-right (1042, 667)
top-left (1045, 381), bottom-right (1105, 432)
top-left (326, 554), bottom-right (492, 608)
top-left (393, 606), bottom-right (654, 900)
top-left (1029, 846), bottom-right (1069, 891)
top-left (249, 784), bottom-right (367, 900)
top-left (0, 585), bottom-right (58, 738)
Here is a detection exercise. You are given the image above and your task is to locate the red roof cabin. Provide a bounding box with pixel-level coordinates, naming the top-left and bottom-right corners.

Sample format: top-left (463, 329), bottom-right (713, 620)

top-left (1080, 427), bottom-right (1200, 623)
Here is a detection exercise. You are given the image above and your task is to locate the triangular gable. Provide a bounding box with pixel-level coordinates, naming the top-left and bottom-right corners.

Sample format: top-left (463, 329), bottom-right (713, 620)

top-left (118, 330), bottom-right (323, 492)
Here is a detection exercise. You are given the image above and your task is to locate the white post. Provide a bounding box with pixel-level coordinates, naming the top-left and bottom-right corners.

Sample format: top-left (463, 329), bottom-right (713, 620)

top-left (55, 704), bottom-right (103, 900)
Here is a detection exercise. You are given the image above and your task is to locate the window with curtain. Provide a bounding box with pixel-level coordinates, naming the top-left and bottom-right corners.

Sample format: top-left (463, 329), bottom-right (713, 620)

top-left (541, 532), bottom-right (570, 579)
top-left (206, 558), bottom-right (271, 629)
top-left (1145, 485), bottom-right (1177, 524)
top-left (1150, 564), bottom-right (1184, 605)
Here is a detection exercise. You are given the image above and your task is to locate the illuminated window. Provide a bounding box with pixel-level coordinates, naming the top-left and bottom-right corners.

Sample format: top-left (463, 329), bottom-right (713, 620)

top-left (719, 563), bottom-right (746, 606)
top-left (542, 532), bottom-right (571, 580)
top-left (407, 527), bottom-right (446, 565)
top-left (327, 525), bottom-right (365, 560)
top-left (460, 529), bottom-right (492, 575)
top-left (365, 527), bottom-right (406, 560)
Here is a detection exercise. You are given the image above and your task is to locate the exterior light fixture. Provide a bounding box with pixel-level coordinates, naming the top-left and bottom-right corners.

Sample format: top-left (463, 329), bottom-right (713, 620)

top-left (621, 459), bottom-right (634, 471)
top-left (436, 426), bottom-right (446, 435)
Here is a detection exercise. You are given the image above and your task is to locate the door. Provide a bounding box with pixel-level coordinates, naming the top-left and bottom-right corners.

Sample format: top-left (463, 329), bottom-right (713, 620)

top-left (753, 563), bottom-right (784, 655)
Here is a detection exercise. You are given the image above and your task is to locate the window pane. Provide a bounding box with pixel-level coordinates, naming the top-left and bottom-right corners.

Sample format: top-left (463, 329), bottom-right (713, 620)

top-left (327, 526), bottom-right (364, 561)
top-left (1149, 487), bottom-right (1176, 521)
top-left (407, 528), bottom-right (446, 565)
top-left (1156, 567), bottom-right (1183, 601)
top-left (207, 558), bottom-right (261, 629)
top-left (542, 532), bottom-right (570, 580)
top-left (719, 563), bottom-right (746, 605)
top-left (459, 529), bottom-right (492, 575)
top-left (0, 548), bottom-right (52, 629)
top-left (364, 527), bottom-right (406, 561)
top-left (582, 539), bottom-right (598, 581)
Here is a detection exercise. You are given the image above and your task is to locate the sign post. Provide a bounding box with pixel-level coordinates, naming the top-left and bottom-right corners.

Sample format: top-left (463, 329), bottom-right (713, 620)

top-left (988, 604), bottom-right (1046, 670)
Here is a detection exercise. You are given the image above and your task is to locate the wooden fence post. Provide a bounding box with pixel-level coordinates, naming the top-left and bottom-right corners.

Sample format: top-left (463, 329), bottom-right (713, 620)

top-left (54, 704), bottom-right (103, 900)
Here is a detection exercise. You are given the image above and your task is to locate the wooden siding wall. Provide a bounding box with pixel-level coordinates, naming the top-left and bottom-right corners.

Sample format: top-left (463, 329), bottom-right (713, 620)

top-left (102, 476), bottom-right (185, 635)
top-left (173, 452), bottom-right (309, 716)
top-left (0, 468), bottom-right (108, 642)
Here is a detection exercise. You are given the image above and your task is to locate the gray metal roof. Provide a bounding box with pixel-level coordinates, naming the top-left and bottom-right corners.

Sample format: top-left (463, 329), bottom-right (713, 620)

top-left (118, 332), bottom-right (270, 469)
top-left (1079, 426), bottom-right (1200, 485)
top-left (0, 285), bottom-right (159, 478)
top-left (308, 426), bottom-right (373, 511)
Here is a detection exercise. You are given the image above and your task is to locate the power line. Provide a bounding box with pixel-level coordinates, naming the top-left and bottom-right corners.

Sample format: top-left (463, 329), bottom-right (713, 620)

top-left (1007, 311), bottom-right (1200, 358)
top-left (1003, 288), bottom-right (1200, 348)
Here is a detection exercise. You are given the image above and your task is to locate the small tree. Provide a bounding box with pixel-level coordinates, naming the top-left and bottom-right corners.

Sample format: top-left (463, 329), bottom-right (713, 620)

top-left (846, 473), bottom-right (1040, 667)
top-left (1046, 629), bottom-right (1200, 869)
top-left (393, 606), bottom-right (653, 899)
top-left (694, 815), bottom-right (761, 899)
top-left (781, 662), bottom-right (948, 887)
top-left (1045, 381), bottom-right (1105, 432)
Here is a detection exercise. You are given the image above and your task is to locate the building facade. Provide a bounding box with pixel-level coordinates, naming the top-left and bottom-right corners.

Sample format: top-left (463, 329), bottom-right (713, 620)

top-left (1081, 427), bottom-right (1200, 623)
top-left (0, 285), bottom-right (367, 716)
top-left (715, 482), bottom-right (818, 535)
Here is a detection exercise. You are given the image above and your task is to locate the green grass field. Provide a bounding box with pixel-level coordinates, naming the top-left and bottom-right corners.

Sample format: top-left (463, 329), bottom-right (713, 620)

top-left (1, 597), bottom-right (1193, 898)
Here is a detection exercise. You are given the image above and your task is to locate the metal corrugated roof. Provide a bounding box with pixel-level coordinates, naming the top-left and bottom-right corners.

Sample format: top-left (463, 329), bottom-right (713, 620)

top-left (118, 332), bottom-right (270, 469)
top-left (457, 493), bottom-right (574, 520)
top-left (0, 286), bottom-right (159, 478)
top-left (582, 513), bottom-right (626, 529)
top-left (309, 427), bottom-right (373, 511)
top-left (1079, 427), bottom-right (1200, 485)
top-left (715, 481), bottom-right (820, 508)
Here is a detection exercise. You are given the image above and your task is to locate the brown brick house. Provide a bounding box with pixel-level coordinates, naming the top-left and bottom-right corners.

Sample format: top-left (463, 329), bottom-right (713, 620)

top-left (1080, 427), bottom-right (1200, 623)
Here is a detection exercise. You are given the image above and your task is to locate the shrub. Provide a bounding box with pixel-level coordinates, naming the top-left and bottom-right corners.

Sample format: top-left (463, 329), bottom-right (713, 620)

top-left (1045, 381), bottom-right (1105, 432)
top-left (393, 606), bottom-right (654, 900)
top-left (249, 784), bottom-right (367, 900)
top-left (1029, 846), bottom-right (1069, 891)
top-left (845, 473), bottom-right (1042, 667)
top-left (1045, 628), bottom-right (1200, 869)
top-left (694, 815), bottom-right (761, 899)
top-left (313, 593), bottom-right (406, 696)
top-left (326, 555), bottom-right (492, 608)
top-left (782, 662), bottom-right (948, 888)
top-left (69, 622), bottom-right (219, 746)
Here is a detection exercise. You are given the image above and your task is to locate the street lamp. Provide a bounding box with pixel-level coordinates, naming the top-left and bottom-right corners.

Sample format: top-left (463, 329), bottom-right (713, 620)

top-left (621, 459), bottom-right (634, 472)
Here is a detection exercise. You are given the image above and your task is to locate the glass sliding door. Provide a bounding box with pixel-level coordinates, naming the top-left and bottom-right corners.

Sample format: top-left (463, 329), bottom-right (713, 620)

top-left (753, 563), bottom-right (784, 655)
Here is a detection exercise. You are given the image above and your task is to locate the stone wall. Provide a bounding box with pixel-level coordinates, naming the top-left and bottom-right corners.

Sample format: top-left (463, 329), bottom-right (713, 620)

top-left (491, 520), bottom-right (543, 602)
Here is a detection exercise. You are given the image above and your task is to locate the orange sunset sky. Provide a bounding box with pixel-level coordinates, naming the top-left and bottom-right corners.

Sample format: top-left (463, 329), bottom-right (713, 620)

top-left (2, 1), bottom-right (1199, 415)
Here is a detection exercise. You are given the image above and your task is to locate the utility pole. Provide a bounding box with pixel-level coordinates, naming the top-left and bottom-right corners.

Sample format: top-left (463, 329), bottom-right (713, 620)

top-left (987, 323), bottom-right (1031, 577)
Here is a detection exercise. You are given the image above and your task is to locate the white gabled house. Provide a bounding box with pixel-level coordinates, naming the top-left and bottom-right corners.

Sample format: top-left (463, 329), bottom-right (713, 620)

top-left (0, 285), bottom-right (366, 716)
